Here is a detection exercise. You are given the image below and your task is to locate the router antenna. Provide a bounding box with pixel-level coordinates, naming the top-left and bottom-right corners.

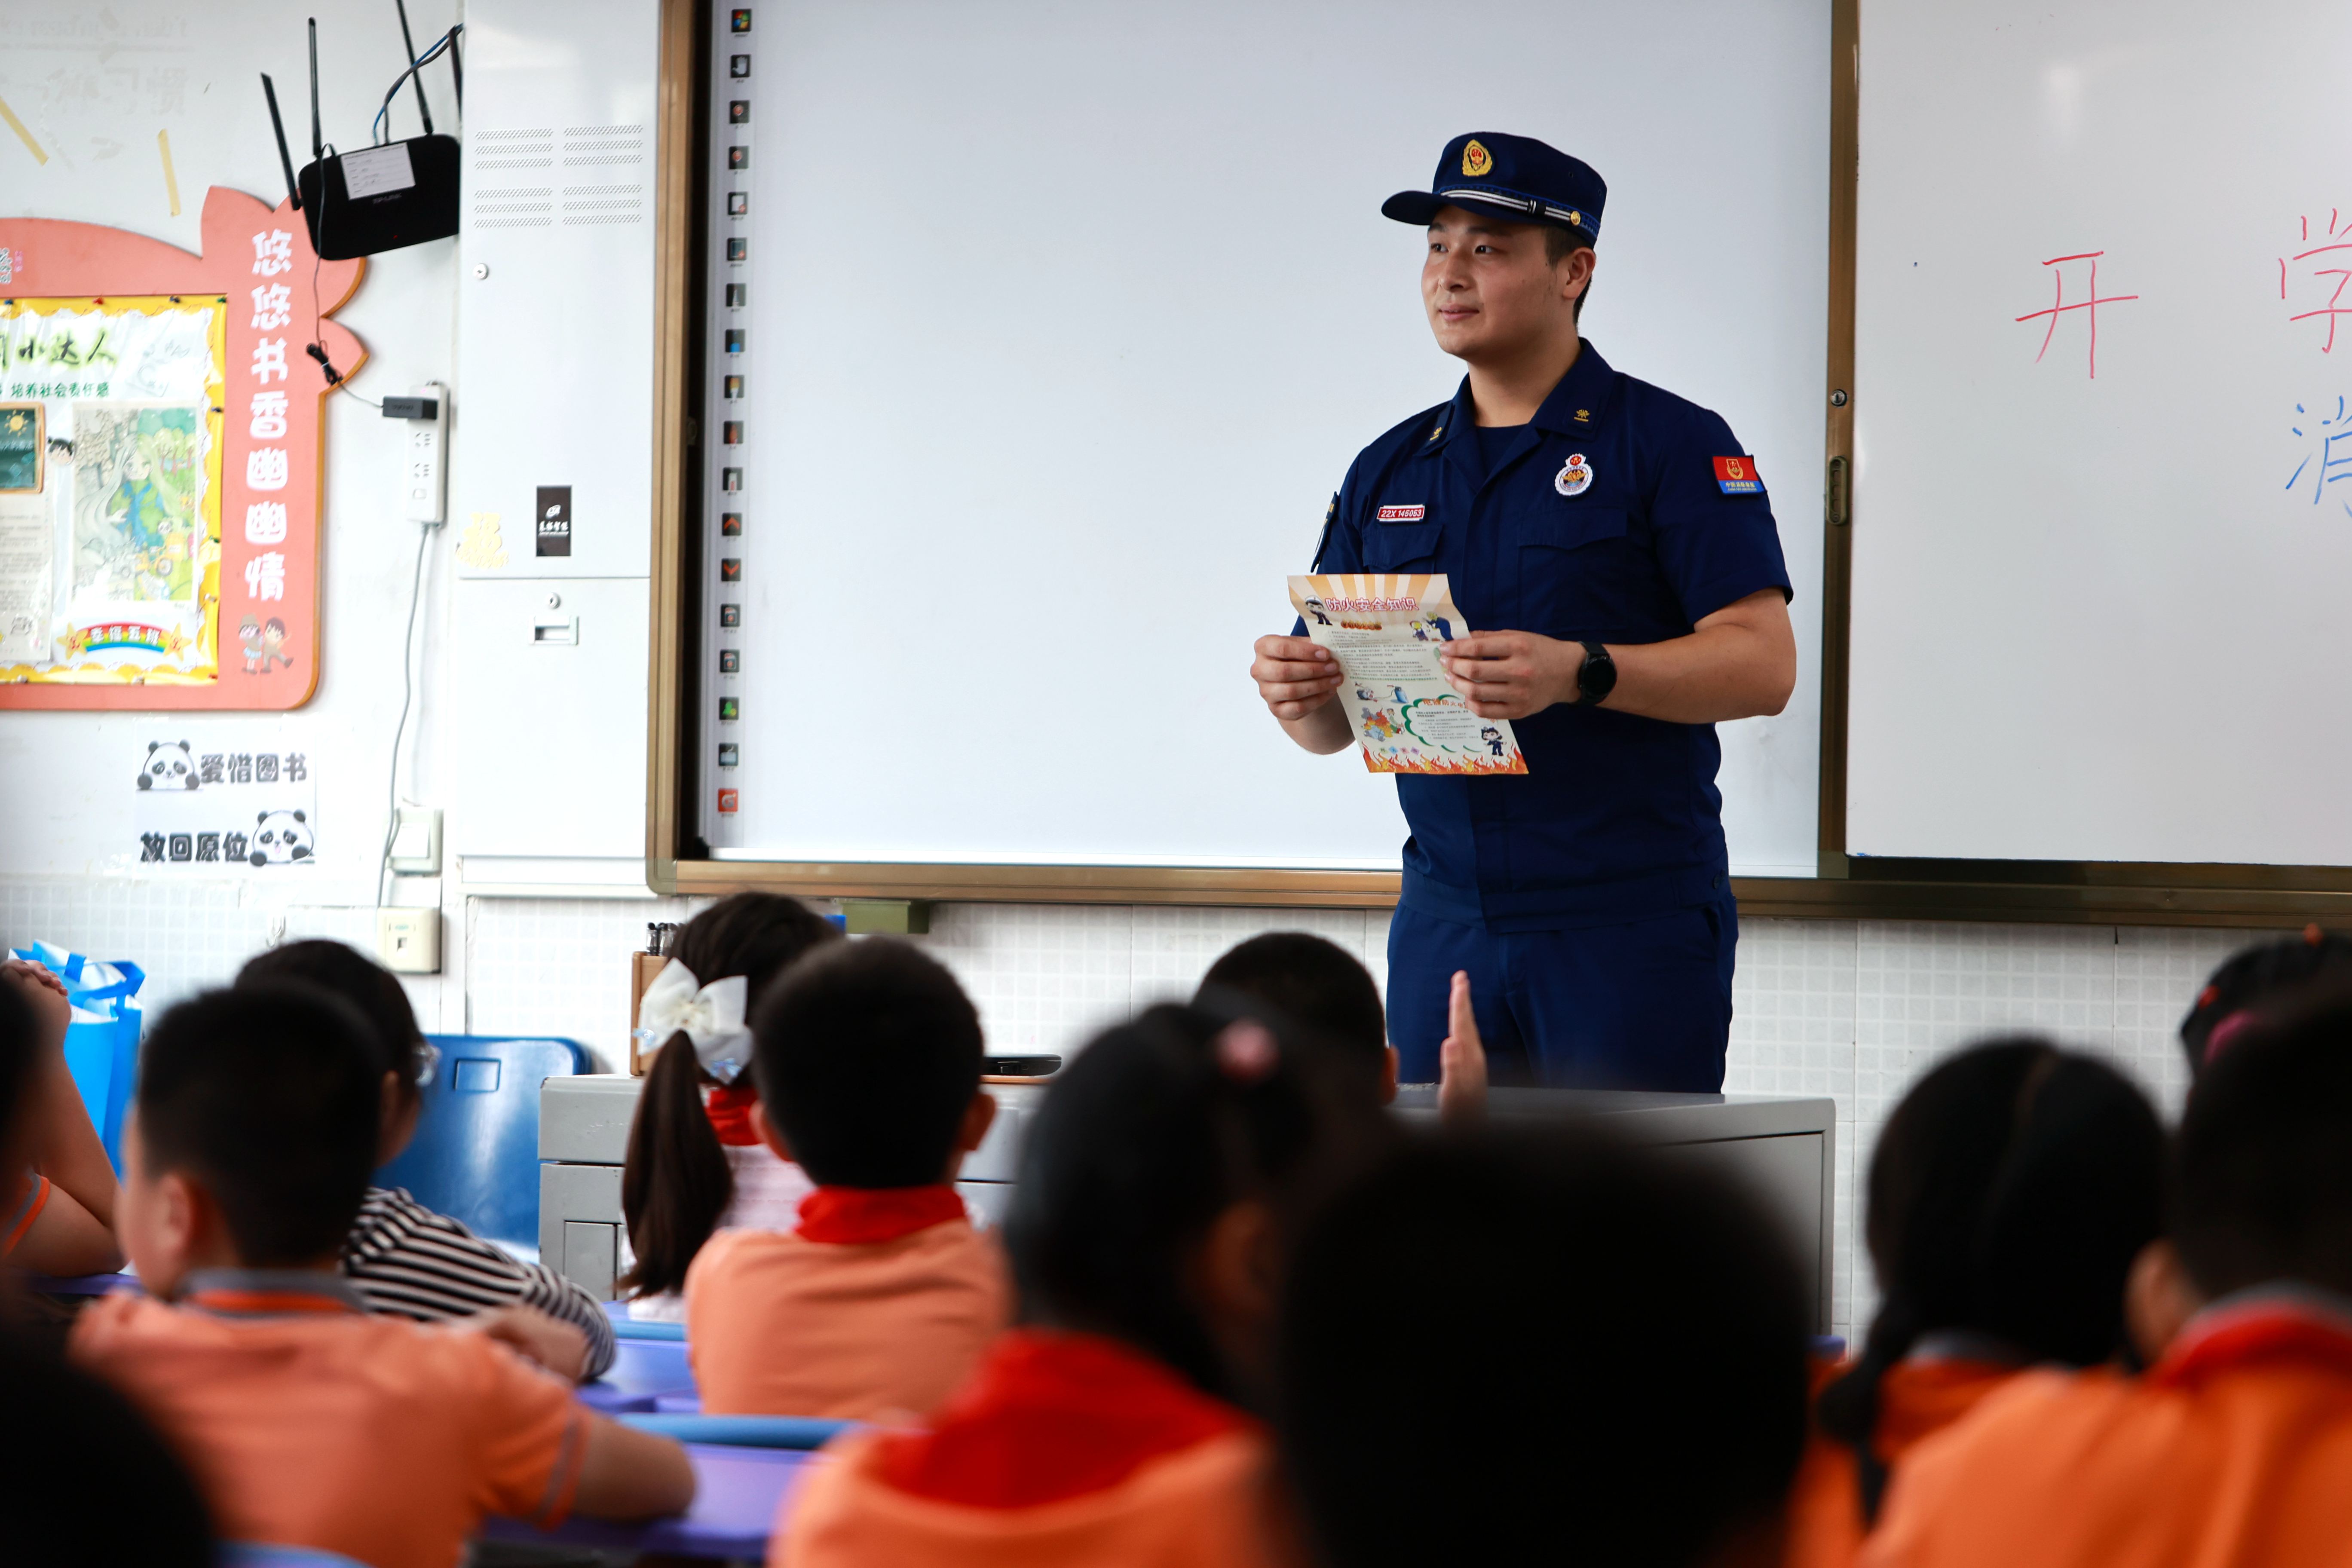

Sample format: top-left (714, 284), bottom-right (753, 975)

top-left (307, 17), bottom-right (325, 161)
top-left (260, 74), bottom-right (304, 209)
top-left (393, 0), bottom-right (434, 136)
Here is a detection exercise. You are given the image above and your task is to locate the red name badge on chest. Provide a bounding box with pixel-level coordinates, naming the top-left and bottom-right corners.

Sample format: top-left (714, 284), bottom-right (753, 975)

top-left (1712, 456), bottom-right (1764, 495)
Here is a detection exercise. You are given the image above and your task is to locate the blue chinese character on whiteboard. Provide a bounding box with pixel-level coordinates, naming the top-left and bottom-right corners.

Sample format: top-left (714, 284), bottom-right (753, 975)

top-left (2285, 396), bottom-right (2352, 514)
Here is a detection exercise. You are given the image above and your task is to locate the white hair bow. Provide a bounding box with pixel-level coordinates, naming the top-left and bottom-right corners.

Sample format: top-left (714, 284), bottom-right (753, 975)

top-left (634, 962), bottom-right (754, 1083)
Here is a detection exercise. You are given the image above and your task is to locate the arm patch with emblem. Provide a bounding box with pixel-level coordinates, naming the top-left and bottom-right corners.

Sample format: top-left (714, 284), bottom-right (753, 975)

top-left (1712, 456), bottom-right (1764, 495)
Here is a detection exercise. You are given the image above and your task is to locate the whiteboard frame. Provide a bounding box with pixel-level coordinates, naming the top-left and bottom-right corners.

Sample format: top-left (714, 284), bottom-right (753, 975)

top-left (643, 0), bottom-right (2349, 927)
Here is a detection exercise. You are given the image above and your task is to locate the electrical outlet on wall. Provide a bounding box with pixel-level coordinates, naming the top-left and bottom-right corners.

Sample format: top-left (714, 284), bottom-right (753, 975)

top-left (389, 805), bottom-right (443, 875)
top-left (389, 381), bottom-right (449, 524)
top-left (377, 908), bottom-right (442, 974)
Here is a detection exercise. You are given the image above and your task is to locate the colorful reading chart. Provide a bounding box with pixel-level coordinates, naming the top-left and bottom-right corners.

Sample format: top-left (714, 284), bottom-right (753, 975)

top-left (0, 187), bottom-right (363, 709)
top-left (1289, 572), bottom-right (1528, 776)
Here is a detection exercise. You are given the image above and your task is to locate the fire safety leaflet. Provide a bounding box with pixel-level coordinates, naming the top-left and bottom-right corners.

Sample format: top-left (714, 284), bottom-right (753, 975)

top-left (1287, 573), bottom-right (1527, 776)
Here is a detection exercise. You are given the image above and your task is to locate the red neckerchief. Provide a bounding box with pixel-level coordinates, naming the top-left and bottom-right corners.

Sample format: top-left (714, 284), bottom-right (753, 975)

top-left (795, 1184), bottom-right (967, 1245)
top-left (2153, 1296), bottom-right (2352, 1390)
top-left (184, 1288), bottom-right (361, 1318)
top-left (704, 1081), bottom-right (763, 1147)
top-left (875, 1329), bottom-right (1251, 1508)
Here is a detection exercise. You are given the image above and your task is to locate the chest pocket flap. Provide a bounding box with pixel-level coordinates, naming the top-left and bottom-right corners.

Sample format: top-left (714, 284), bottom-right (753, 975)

top-left (1362, 517), bottom-right (1444, 569)
top-left (1516, 506), bottom-right (1629, 552)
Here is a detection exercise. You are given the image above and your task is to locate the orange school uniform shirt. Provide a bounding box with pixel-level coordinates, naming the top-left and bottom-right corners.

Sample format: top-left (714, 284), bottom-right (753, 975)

top-left (686, 1185), bottom-right (1009, 1419)
top-left (778, 1329), bottom-right (1290, 1568)
top-left (1862, 1295), bottom-right (2352, 1568)
top-left (1783, 1357), bottom-right (2018, 1568)
top-left (72, 1271), bottom-right (587, 1568)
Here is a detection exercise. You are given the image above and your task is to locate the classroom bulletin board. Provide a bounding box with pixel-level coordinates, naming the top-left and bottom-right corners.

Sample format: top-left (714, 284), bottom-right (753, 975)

top-left (0, 185), bottom-right (361, 709)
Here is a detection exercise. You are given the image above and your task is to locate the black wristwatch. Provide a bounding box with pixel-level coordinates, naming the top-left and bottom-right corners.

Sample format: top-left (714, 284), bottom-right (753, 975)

top-left (1574, 641), bottom-right (1616, 706)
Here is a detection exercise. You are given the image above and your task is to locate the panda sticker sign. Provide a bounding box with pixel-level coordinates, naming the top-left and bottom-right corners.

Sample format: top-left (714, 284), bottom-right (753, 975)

top-left (129, 736), bottom-right (317, 873)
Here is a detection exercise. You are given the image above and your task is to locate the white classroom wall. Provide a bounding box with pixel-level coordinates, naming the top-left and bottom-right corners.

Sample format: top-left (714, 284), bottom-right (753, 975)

top-left (0, 0), bottom-right (2240, 1343)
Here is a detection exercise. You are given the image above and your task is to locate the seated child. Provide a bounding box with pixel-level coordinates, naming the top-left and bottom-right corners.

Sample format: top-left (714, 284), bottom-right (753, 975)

top-left (238, 940), bottom-right (616, 1380)
top-left (1198, 931), bottom-right (1485, 1122)
top-left (1277, 1127), bottom-right (1809, 1568)
top-left (778, 996), bottom-right (1390, 1567)
top-left (1864, 994), bottom-right (2352, 1568)
top-left (70, 985), bottom-right (693, 1568)
top-left (0, 958), bottom-right (123, 1277)
top-left (688, 937), bottom-right (1004, 1418)
top-left (1787, 1038), bottom-right (2165, 1567)
top-left (2177, 925), bottom-right (2352, 1075)
top-left (0, 979), bottom-right (209, 1566)
top-left (622, 893), bottom-right (841, 1315)
top-left (1199, 931), bottom-right (1394, 1098)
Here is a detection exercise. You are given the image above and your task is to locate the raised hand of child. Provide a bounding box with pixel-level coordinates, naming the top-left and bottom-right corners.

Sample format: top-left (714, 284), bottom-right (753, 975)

top-left (0, 959), bottom-right (71, 1053)
top-left (465, 1305), bottom-right (592, 1384)
top-left (1437, 969), bottom-right (1488, 1127)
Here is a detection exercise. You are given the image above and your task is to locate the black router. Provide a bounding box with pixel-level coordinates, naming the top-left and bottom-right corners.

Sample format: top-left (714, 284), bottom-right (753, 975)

top-left (261, 6), bottom-right (462, 262)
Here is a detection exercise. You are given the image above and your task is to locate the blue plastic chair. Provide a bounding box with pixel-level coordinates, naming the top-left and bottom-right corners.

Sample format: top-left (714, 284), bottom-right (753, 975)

top-left (374, 1034), bottom-right (588, 1253)
top-left (619, 1412), bottom-right (855, 1450)
top-left (220, 1545), bottom-right (372, 1568)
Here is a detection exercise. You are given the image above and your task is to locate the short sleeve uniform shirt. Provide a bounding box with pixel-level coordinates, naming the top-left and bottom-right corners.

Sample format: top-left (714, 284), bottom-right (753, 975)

top-left (1311, 341), bottom-right (1791, 930)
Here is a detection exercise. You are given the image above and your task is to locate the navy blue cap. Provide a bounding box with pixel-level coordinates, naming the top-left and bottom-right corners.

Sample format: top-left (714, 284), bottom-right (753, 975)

top-left (1382, 133), bottom-right (1605, 245)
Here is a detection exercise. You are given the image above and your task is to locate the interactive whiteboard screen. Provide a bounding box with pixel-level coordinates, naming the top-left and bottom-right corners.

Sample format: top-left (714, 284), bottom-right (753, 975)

top-left (701, 0), bottom-right (1828, 872)
top-left (1850, 0), bottom-right (2352, 864)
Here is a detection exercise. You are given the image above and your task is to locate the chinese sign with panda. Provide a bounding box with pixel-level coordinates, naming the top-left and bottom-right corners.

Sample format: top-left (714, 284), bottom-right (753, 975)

top-left (132, 736), bottom-right (317, 871)
top-left (0, 187), bottom-right (358, 710)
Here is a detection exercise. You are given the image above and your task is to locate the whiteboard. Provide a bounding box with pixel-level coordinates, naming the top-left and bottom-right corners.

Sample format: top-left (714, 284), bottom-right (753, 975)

top-left (1849, 0), bottom-right (2352, 864)
top-left (706, 0), bottom-right (1828, 874)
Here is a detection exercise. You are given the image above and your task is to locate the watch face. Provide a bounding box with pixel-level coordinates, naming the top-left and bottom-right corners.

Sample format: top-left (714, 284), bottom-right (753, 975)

top-left (1581, 645), bottom-right (1618, 701)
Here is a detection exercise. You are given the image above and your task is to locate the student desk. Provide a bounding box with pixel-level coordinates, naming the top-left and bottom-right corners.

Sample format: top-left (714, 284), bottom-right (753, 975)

top-left (481, 1440), bottom-right (819, 1559)
top-left (576, 1334), bottom-right (701, 1414)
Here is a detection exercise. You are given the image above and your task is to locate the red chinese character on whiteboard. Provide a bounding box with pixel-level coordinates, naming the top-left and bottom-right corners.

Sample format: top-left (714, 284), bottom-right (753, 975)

top-left (2280, 210), bottom-right (2352, 353)
top-left (2015, 251), bottom-right (2140, 379)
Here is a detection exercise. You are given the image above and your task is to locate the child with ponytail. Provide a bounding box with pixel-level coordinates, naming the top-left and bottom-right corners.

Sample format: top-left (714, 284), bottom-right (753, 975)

top-left (778, 994), bottom-right (1391, 1567)
top-left (2176, 925), bottom-right (2352, 1077)
top-left (1785, 1037), bottom-right (2165, 1567)
top-left (620, 893), bottom-right (839, 1313)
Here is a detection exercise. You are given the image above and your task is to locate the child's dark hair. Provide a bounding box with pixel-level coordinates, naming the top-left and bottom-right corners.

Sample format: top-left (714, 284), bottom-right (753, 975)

top-left (622, 893), bottom-right (840, 1295)
top-left (137, 986), bottom-right (384, 1266)
top-left (1817, 1038), bottom-right (2164, 1523)
top-left (752, 937), bottom-right (983, 1188)
top-left (238, 939), bottom-right (425, 1104)
top-left (0, 1332), bottom-right (214, 1565)
top-left (2173, 989), bottom-right (2352, 1298)
top-left (1003, 998), bottom-right (1390, 1406)
top-left (1197, 932), bottom-right (1386, 1073)
top-left (1278, 1128), bottom-right (1808, 1568)
top-left (2177, 926), bottom-right (2352, 1075)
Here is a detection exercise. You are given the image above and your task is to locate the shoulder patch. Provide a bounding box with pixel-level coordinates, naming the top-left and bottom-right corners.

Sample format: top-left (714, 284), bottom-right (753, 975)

top-left (1712, 456), bottom-right (1764, 495)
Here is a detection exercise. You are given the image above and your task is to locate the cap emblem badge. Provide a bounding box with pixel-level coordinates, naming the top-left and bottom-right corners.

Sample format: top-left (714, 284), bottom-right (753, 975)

top-left (1555, 454), bottom-right (1594, 498)
top-left (1461, 139), bottom-right (1493, 178)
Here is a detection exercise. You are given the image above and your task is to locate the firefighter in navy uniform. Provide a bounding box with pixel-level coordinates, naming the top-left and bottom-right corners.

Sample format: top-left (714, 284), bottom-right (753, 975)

top-left (1250, 133), bottom-right (1796, 1091)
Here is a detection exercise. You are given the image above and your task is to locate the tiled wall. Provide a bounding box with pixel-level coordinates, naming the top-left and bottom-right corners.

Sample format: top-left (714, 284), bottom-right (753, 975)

top-left (1, 876), bottom-right (2250, 1340)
